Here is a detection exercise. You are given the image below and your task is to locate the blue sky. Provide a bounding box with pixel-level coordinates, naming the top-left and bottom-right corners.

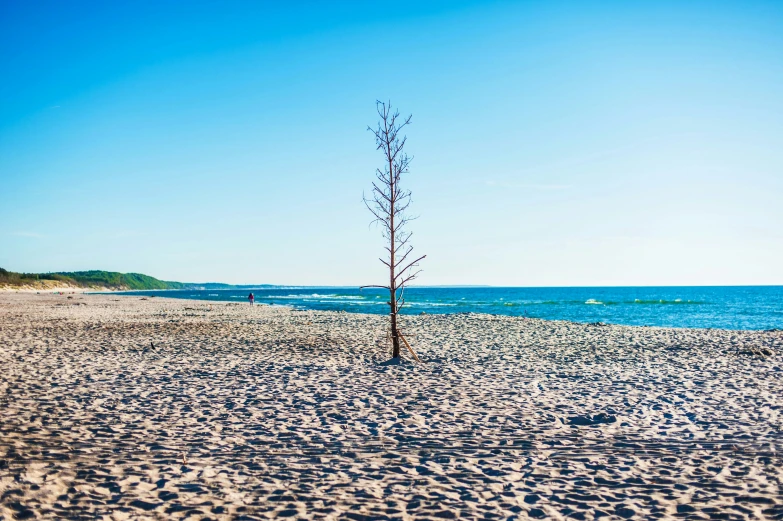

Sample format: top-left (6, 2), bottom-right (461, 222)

top-left (1, 0), bottom-right (782, 286)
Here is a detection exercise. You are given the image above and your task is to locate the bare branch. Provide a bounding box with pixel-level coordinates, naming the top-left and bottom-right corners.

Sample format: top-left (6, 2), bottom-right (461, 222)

top-left (397, 270), bottom-right (422, 288)
top-left (394, 245), bottom-right (414, 269)
top-left (396, 255), bottom-right (426, 278)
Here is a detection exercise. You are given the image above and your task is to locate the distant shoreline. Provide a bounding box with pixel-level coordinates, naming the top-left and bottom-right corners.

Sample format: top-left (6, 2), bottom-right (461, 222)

top-left (104, 286), bottom-right (783, 331)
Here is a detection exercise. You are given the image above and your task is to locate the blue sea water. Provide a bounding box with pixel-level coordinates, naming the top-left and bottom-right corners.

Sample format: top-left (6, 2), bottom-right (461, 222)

top-left (118, 286), bottom-right (783, 330)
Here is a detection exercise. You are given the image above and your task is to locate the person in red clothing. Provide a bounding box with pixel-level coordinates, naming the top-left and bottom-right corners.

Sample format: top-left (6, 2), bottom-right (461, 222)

top-left (248, 293), bottom-right (254, 306)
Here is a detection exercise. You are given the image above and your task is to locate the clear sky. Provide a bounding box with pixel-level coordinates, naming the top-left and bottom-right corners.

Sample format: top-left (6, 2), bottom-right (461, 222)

top-left (1, 0), bottom-right (782, 286)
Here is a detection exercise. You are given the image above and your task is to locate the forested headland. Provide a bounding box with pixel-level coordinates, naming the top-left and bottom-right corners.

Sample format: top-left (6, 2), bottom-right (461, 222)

top-left (0, 268), bottom-right (267, 291)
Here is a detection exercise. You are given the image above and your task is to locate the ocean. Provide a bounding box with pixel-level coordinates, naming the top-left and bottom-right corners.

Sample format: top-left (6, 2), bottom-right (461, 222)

top-left (117, 286), bottom-right (783, 330)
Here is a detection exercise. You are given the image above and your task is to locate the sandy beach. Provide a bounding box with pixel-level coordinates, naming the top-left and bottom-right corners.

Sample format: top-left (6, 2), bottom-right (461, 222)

top-left (1, 292), bottom-right (781, 520)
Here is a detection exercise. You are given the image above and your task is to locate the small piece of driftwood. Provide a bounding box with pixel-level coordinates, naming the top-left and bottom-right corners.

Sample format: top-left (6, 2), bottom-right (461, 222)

top-left (398, 332), bottom-right (422, 363)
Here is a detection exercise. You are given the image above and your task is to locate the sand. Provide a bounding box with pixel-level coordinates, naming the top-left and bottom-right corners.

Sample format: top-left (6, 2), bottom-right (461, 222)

top-left (0, 283), bottom-right (107, 293)
top-left (0, 292), bottom-right (781, 520)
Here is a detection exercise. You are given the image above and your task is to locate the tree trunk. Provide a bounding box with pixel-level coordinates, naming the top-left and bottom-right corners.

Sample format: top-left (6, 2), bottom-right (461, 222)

top-left (390, 291), bottom-right (401, 358)
top-left (389, 138), bottom-right (400, 359)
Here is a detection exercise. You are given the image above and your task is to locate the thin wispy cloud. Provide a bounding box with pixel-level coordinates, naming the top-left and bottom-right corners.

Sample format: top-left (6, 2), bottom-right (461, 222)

top-left (12, 231), bottom-right (45, 238)
top-left (509, 134), bottom-right (692, 178)
top-left (484, 180), bottom-right (573, 190)
top-left (111, 230), bottom-right (147, 239)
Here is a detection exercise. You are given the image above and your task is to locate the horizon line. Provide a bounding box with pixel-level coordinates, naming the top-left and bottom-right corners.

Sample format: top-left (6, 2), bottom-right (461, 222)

top-left (139, 283), bottom-right (783, 289)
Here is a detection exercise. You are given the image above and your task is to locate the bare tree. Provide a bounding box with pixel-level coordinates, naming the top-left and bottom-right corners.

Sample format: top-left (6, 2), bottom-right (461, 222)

top-left (362, 101), bottom-right (425, 361)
